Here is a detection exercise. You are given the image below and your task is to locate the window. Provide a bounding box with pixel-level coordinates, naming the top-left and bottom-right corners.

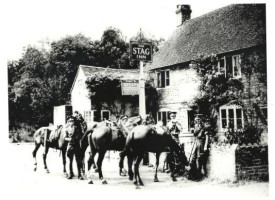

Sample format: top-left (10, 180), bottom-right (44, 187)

top-left (84, 110), bottom-right (92, 124)
top-left (157, 111), bottom-right (171, 126)
top-left (260, 107), bottom-right (268, 121)
top-left (101, 110), bottom-right (110, 121)
top-left (187, 110), bottom-right (195, 131)
top-left (157, 70), bottom-right (170, 88)
top-left (232, 55), bottom-right (241, 78)
top-left (218, 55), bottom-right (241, 78)
top-left (219, 105), bottom-right (243, 131)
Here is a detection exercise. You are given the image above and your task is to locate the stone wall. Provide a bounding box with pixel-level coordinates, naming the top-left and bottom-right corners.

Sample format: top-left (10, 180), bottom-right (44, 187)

top-left (235, 144), bottom-right (268, 181)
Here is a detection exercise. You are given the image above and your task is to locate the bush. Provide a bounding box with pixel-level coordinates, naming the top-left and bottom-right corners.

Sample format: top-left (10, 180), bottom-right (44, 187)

top-left (9, 123), bottom-right (36, 143)
top-left (224, 125), bottom-right (261, 145)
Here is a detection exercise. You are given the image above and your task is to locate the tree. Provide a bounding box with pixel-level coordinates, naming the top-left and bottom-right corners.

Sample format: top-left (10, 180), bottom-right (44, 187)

top-left (49, 33), bottom-right (96, 102)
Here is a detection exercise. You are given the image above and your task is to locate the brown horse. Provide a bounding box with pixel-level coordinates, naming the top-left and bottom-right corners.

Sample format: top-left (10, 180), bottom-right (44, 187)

top-left (120, 114), bottom-right (188, 188)
top-left (82, 115), bottom-right (141, 184)
top-left (32, 122), bottom-right (85, 179)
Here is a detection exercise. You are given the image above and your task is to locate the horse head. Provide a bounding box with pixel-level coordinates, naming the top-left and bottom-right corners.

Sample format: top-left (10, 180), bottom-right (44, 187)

top-left (142, 114), bottom-right (155, 125)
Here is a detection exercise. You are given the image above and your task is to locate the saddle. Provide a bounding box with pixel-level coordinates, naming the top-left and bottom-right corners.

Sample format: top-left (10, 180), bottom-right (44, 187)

top-left (49, 125), bottom-right (63, 142)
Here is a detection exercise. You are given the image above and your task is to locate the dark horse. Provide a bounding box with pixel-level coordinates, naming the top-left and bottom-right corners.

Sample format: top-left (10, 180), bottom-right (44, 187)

top-left (32, 123), bottom-right (85, 179)
top-left (120, 115), bottom-right (188, 188)
top-left (32, 126), bottom-right (68, 175)
top-left (81, 115), bottom-right (141, 184)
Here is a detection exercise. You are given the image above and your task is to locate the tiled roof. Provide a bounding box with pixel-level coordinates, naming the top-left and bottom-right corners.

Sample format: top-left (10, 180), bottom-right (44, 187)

top-left (80, 65), bottom-right (139, 79)
top-left (146, 4), bottom-right (266, 71)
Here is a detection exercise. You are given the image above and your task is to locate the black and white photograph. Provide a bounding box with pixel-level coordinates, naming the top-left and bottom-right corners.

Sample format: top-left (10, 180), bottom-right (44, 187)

top-left (2, 0), bottom-right (274, 199)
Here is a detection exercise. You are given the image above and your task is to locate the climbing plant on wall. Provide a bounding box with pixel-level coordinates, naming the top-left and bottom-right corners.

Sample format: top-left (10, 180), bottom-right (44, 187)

top-left (191, 48), bottom-right (267, 144)
top-left (85, 74), bottom-right (159, 119)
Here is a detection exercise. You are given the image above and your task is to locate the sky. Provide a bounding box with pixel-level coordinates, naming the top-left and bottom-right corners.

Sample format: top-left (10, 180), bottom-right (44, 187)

top-left (3, 0), bottom-right (237, 61)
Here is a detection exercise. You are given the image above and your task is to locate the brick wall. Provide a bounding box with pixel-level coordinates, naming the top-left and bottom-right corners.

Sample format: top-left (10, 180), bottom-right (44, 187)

top-left (235, 144), bottom-right (269, 181)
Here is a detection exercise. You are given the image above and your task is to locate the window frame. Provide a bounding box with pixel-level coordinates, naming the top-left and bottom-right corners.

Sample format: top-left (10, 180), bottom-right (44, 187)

top-left (218, 54), bottom-right (241, 79)
top-left (219, 105), bottom-right (244, 131)
top-left (101, 110), bottom-right (111, 121)
top-left (156, 70), bottom-right (170, 88)
top-left (157, 110), bottom-right (171, 126)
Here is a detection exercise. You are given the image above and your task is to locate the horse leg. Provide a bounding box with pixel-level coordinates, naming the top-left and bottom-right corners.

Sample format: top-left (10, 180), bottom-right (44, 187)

top-left (32, 141), bottom-right (41, 172)
top-left (119, 152), bottom-right (127, 176)
top-left (97, 151), bottom-right (107, 184)
top-left (42, 146), bottom-right (50, 173)
top-left (168, 153), bottom-right (177, 182)
top-left (61, 148), bottom-right (67, 177)
top-left (154, 153), bottom-right (160, 182)
top-left (127, 153), bottom-right (134, 180)
top-left (134, 153), bottom-right (144, 189)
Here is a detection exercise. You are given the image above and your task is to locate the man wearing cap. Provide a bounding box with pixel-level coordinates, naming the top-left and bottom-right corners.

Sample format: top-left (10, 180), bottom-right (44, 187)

top-left (65, 116), bottom-right (83, 180)
top-left (192, 115), bottom-right (210, 178)
top-left (167, 112), bottom-right (183, 144)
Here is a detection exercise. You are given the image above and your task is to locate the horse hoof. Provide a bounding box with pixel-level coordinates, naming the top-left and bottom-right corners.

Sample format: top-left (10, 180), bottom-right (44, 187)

top-left (129, 176), bottom-right (133, 181)
top-left (172, 177), bottom-right (177, 182)
top-left (136, 186), bottom-right (141, 189)
top-left (94, 168), bottom-right (98, 173)
top-left (119, 172), bottom-right (127, 176)
top-left (102, 180), bottom-right (108, 184)
top-left (45, 169), bottom-right (50, 173)
top-left (88, 180), bottom-right (93, 184)
top-left (78, 176), bottom-right (84, 180)
top-left (139, 181), bottom-right (144, 186)
top-left (34, 168), bottom-right (37, 172)
top-left (67, 174), bottom-right (73, 179)
top-left (154, 178), bottom-right (159, 182)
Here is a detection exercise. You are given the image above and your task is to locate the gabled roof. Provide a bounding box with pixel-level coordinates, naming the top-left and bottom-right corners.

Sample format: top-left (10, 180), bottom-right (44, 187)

top-left (146, 4), bottom-right (266, 71)
top-left (80, 65), bottom-right (139, 79)
top-left (70, 65), bottom-right (139, 93)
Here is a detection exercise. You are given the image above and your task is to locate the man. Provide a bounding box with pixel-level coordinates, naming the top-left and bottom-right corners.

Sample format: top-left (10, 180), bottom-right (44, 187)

top-left (65, 116), bottom-right (83, 180)
top-left (164, 112), bottom-right (183, 173)
top-left (192, 115), bottom-right (210, 178)
top-left (167, 112), bottom-right (183, 143)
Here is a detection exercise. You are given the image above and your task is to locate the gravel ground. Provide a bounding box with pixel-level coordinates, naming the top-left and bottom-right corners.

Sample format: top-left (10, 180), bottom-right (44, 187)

top-left (3, 143), bottom-right (269, 200)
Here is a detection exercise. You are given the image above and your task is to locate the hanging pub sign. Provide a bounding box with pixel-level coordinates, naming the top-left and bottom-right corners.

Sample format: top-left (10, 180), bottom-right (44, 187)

top-left (121, 79), bottom-right (139, 95)
top-left (130, 41), bottom-right (152, 62)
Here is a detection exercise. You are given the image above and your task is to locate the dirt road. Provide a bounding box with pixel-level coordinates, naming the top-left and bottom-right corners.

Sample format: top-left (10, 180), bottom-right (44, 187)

top-left (4, 143), bottom-right (268, 200)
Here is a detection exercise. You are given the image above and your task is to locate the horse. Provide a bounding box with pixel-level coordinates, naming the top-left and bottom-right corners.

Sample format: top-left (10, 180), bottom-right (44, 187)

top-left (32, 125), bottom-right (68, 175)
top-left (81, 115), bottom-right (142, 184)
top-left (32, 120), bottom-right (85, 179)
top-left (120, 114), bottom-right (188, 188)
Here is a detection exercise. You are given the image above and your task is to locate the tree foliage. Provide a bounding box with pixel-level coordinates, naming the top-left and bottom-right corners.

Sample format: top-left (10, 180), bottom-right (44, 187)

top-left (8, 28), bottom-right (164, 138)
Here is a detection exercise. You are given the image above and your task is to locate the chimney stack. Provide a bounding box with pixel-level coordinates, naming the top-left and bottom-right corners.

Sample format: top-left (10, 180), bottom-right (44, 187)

top-left (176, 5), bottom-right (192, 26)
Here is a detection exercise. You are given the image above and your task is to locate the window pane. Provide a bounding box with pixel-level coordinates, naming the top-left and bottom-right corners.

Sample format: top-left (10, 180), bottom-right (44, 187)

top-left (228, 109), bottom-right (234, 129)
top-left (229, 109), bottom-right (234, 118)
top-left (222, 119), bottom-right (227, 128)
top-left (161, 71), bottom-right (165, 88)
top-left (220, 58), bottom-right (225, 72)
top-left (261, 108), bottom-right (267, 119)
top-left (157, 73), bottom-right (161, 87)
top-left (221, 109), bottom-right (226, 118)
top-left (102, 111), bottom-right (110, 120)
top-left (226, 56), bottom-right (233, 77)
top-left (188, 110), bottom-right (195, 130)
top-left (162, 112), bottom-right (167, 126)
top-left (167, 111), bottom-right (171, 121)
top-left (236, 109), bottom-right (242, 118)
top-left (158, 112), bottom-right (161, 121)
top-left (166, 71), bottom-right (170, 86)
top-left (237, 119), bottom-right (242, 129)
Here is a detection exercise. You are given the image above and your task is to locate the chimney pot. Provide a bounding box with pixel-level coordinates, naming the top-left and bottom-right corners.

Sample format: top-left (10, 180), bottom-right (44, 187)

top-left (176, 5), bottom-right (192, 26)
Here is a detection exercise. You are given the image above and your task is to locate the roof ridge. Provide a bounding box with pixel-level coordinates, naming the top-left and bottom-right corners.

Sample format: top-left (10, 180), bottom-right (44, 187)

top-left (79, 65), bottom-right (139, 72)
